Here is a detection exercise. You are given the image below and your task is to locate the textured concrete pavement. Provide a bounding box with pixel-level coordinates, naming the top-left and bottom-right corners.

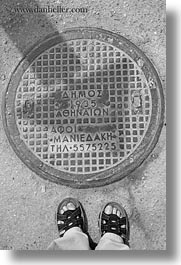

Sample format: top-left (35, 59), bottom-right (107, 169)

top-left (0, 0), bottom-right (166, 250)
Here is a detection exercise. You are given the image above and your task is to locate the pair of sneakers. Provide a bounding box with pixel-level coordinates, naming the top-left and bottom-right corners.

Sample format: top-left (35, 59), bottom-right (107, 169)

top-left (56, 197), bottom-right (130, 249)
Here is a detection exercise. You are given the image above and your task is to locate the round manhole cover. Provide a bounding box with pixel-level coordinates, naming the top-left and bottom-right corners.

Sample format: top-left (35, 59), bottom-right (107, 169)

top-left (3, 28), bottom-right (164, 188)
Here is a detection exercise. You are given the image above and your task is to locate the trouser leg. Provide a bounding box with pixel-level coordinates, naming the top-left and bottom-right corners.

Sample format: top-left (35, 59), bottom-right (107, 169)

top-left (47, 227), bottom-right (91, 250)
top-left (95, 233), bottom-right (130, 250)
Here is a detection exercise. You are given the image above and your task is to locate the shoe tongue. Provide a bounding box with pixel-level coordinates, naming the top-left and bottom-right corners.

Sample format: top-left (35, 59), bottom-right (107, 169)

top-left (110, 213), bottom-right (118, 217)
top-left (64, 209), bottom-right (74, 217)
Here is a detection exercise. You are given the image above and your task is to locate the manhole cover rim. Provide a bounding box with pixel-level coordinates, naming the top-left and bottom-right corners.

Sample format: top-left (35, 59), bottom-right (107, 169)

top-left (2, 27), bottom-right (165, 188)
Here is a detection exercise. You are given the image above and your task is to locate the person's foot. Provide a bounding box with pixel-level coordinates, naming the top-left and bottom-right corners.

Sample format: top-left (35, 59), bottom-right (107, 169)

top-left (56, 197), bottom-right (88, 237)
top-left (103, 204), bottom-right (126, 229)
top-left (98, 202), bottom-right (130, 246)
top-left (57, 201), bottom-right (76, 236)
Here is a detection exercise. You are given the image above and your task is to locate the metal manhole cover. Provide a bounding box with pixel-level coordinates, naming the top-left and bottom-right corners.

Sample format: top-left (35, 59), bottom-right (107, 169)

top-left (2, 28), bottom-right (164, 188)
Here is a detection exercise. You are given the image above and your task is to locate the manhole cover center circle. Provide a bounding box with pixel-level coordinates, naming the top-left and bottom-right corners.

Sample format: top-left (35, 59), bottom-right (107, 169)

top-left (4, 28), bottom-right (164, 187)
